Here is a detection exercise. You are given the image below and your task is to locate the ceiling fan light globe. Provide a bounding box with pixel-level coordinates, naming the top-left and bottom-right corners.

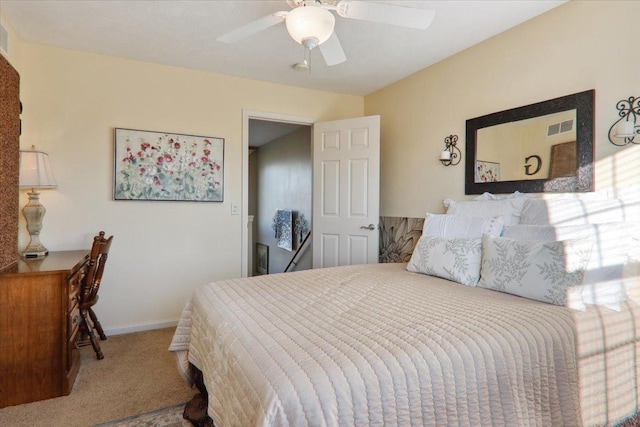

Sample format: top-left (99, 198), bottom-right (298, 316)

top-left (285, 5), bottom-right (335, 46)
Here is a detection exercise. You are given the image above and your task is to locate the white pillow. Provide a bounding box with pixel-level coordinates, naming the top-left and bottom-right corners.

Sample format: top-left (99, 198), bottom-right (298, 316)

top-left (519, 198), bottom-right (640, 226)
top-left (624, 260), bottom-right (640, 305)
top-left (630, 237), bottom-right (640, 262)
top-left (407, 235), bottom-right (482, 287)
top-left (503, 223), bottom-right (637, 310)
top-left (473, 191), bottom-right (530, 201)
top-left (422, 213), bottom-right (504, 238)
top-left (602, 184), bottom-right (640, 201)
top-left (478, 234), bottom-right (593, 306)
top-left (443, 197), bottom-right (527, 226)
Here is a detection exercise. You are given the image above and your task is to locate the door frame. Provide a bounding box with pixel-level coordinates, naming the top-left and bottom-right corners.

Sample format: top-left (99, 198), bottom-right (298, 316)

top-left (241, 110), bottom-right (315, 277)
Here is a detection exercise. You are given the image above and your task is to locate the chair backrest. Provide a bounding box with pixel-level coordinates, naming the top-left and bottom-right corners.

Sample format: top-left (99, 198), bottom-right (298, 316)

top-left (80, 231), bottom-right (113, 306)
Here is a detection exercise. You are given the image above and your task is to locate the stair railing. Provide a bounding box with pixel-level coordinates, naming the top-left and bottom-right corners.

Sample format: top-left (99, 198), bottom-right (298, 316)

top-left (284, 231), bottom-right (311, 273)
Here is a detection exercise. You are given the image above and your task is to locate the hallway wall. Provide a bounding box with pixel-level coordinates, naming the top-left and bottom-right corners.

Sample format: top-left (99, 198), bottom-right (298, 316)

top-left (255, 127), bottom-right (312, 274)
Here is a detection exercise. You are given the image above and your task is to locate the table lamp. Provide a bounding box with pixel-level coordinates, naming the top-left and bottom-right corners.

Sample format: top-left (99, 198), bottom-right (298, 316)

top-left (19, 146), bottom-right (57, 258)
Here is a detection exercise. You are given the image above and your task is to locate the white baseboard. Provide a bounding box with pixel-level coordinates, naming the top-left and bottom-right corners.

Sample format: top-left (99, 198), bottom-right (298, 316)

top-left (103, 319), bottom-right (179, 336)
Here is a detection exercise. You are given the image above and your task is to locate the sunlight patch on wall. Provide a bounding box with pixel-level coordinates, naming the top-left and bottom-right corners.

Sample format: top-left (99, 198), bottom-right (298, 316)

top-left (595, 144), bottom-right (640, 194)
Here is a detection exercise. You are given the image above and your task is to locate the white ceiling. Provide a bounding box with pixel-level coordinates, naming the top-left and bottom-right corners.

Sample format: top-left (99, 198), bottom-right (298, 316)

top-left (0, 0), bottom-right (566, 96)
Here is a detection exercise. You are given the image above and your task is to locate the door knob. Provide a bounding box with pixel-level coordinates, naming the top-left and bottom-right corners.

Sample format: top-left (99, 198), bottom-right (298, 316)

top-left (360, 224), bottom-right (376, 230)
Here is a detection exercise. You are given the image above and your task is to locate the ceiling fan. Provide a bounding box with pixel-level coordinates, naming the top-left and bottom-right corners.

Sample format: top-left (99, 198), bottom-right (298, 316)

top-left (217, 0), bottom-right (435, 67)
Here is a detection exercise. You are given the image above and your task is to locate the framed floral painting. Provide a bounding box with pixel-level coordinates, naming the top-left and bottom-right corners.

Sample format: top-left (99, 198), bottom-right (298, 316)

top-left (475, 160), bottom-right (500, 183)
top-left (114, 128), bottom-right (224, 201)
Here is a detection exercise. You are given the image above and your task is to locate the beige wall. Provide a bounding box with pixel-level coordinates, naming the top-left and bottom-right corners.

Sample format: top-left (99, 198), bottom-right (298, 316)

top-left (365, 0), bottom-right (640, 217)
top-left (255, 127), bottom-right (313, 274)
top-left (6, 38), bottom-right (363, 332)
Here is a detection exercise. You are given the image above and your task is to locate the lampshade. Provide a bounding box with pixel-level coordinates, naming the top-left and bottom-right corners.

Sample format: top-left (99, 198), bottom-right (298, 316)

top-left (19, 149), bottom-right (58, 189)
top-left (285, 5), bottom-right (335, 47)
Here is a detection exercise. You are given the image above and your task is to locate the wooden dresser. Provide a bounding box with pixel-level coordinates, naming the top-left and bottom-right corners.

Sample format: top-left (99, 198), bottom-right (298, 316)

top-left (0, 250), bottom-right (89, 408)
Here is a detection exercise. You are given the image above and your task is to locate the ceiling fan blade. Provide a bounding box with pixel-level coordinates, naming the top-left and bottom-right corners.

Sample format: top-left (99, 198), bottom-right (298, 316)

top-left (319, 32), bottom-right (347, 66)
top-left (336, 1), bottom-right (435, 30)
top-left (217, 11), bottom-right (288, 44)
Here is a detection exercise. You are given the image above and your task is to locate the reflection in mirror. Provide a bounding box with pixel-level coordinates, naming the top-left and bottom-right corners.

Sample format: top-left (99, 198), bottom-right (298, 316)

top-left (475, 110), bottom-right (576, 182)
top-left (465, 90), bottom-right (594, 195)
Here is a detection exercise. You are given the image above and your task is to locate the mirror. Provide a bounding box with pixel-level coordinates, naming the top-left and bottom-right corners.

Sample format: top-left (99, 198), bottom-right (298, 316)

top-left (465, 90), bottom-right (594, 194)
top-left (476, 110), bottom-right (576, 181)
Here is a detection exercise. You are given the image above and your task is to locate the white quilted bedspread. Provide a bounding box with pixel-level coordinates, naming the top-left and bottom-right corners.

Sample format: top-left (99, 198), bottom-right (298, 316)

top-left (169, 263), bottom-right (581, 427)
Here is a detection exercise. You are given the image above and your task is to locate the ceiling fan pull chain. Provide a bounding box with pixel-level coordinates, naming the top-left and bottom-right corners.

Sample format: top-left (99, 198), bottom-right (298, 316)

top-left (293, 45), bottom-right (311, 73)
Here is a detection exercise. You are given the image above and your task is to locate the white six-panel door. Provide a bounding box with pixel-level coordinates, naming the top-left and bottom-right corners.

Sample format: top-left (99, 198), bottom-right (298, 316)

top-left (312, 115), bottom-right (380, 268)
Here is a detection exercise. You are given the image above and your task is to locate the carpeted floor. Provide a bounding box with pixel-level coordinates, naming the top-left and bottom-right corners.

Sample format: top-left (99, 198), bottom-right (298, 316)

top-left (3, 327), bottom-right (638, 427)
top-left (0, 328), bottom-right (194, 427)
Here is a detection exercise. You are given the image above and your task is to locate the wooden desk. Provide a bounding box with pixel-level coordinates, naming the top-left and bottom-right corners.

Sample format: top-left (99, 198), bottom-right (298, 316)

top-left (0, 250), bottom-right (89, 408)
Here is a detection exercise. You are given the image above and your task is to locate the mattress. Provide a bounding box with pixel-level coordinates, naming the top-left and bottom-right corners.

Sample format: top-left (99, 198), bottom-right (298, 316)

top-left (169, 263), bottom-right (592, 426)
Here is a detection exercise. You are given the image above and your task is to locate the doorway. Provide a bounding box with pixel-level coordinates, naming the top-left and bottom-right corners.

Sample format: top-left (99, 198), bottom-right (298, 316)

top-left (242, 110), bottom-right (315, 277)
top-left (242, 111), bottom-right (381, 276)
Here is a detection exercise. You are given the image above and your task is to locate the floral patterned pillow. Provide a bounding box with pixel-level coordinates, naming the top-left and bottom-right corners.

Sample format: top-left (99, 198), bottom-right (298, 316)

top-left (503, 223), bottom-right (637, 310)
top-left (478, 234), bottom-right (593, 306)
top-left (407, 235), bottom-right (482, 286)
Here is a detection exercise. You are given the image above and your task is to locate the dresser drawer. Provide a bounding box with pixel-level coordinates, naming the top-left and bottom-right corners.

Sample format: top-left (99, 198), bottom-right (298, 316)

top-left (67, 259), bottom-right (88, 310)
top-left (67, 322), bottom-right (80, 371)
top-left (68, 284), bottom-right (79, 310)
top-left (68, 306), bottom-right (81, 339)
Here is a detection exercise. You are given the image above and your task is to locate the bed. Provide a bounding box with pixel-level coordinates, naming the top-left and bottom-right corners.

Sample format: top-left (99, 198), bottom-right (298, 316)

top-left (171, 263), bottom-right (596, 426)
top-left (170, 195), bottom-right (640, 427)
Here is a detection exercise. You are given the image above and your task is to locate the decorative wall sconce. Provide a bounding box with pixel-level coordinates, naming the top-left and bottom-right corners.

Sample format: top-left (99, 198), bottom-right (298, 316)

top-left (608, 95), bottom-right (639, 146)
top-left (439, 135), bottom-right (461, 166)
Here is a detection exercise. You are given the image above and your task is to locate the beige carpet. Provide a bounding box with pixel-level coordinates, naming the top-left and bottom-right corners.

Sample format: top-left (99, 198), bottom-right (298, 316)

top-left (0, 327), bottom-right (194, 427)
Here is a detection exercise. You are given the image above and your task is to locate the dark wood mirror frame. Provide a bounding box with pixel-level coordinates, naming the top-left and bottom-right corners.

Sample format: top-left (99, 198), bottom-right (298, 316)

top-left (465, 89), bottom-right (595, 195)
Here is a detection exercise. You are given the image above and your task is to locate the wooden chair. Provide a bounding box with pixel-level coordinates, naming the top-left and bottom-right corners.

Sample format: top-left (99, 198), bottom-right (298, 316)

top-left (78, 231), bottom-right (113, 360)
